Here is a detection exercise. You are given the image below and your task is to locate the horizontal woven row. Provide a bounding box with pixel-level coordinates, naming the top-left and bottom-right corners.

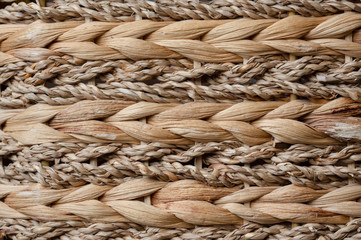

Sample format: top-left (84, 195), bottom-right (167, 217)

top-left (2, 55), bottom-right (360, 86)
top-left (1, 139), bottom-right (361, 189)
top-left (1, 1), bottom-right (361, 239)
top-left (2, 219), bottom-right (361, 239)
top-left (2, 97), bottom-right (360, 146)
top-left (1, 55), bottom-right (361, 111)
top-left (2, 178), bottom-right (361, 226)
top-left (2, 12), bottom-right (361, 65)
top-left (3, 0), bottom-right (361, 24)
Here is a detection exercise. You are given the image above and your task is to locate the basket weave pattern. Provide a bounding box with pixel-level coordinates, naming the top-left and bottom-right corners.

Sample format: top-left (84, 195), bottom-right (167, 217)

top-left (1, 1), bottom-right (361, 239)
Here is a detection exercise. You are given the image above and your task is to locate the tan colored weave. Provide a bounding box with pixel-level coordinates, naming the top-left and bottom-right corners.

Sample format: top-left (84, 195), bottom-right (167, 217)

top-left (2, 13), bottom-right (361, 65)
top-left (3, 0), bottom-right (361, 23)
top-left (1, 0), bottom-right (361, 239)
top-left (2, 179), bottom-right (361, 226)
top-left (1, 55), bottom-right (361, 110)
top-left (1, 97), bottom-right (360, 146)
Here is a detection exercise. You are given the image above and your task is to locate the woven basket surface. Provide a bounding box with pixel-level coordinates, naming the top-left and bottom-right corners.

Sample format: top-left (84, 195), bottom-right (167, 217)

top-left (1, 0), bottom-right (361, 239)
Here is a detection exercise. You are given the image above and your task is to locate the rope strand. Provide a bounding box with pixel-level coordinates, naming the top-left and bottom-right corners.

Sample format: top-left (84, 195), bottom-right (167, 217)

top-left (2, 98), bottom-right (361, 146)
top-left (1, 179), bottom-right (360, 226)
top-left (2, 13), bottom-right (361, 64)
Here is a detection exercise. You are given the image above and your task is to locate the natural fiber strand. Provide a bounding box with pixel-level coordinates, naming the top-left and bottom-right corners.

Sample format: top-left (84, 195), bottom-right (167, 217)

top-left (1, 130), bottom-right (360, 187)
top-left (2, 219), bottom-right (360, 240)
top-left (2, 153), bottom-right (361, 189)
top-left (1, 55), bottom-right (361, 108)
top-left (2, 55), bottom-right (361, 87)
top-left (3, 13), bottom-right (361, 65)
top-left (3, 0), bottom-right (361, 24)
top-left (1, 97), bottom-right (360, 146)
top-left (1, 178), bottom-right (361, 226)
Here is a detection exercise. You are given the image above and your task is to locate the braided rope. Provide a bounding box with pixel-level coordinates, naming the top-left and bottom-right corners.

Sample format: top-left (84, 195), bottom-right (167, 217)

top-left (2, 55), bottom-right (361, 86)
top-left (3, 0), bottom-right (361, 24)
top-left (2, 79), bottom-right (361, 109)
top-left (1, 178), bottom-right (361, 226)
top-left (1, 130), bottom-right (360, 188)
top-left (6, 140), bottom-right (358, 166)
top-left (2, 218), bottom-right (360, 239)
top-left (2, 97), bottom-right (360, 146)
top-left (2, 153), bottom-right (361, 189)
top-left (2, 13), bottom-right (361, 64)
top-left (1, 55), bottom-right (361, 108)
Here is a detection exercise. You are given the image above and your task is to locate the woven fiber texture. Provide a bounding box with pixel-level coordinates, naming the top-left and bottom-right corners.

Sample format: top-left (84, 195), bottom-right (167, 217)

top-left (2, 97), bottom-right (360, 145)
top-left (1, 179), bottom-right (361, 225)
top-left (1, 55), bottom-right (361, 109)
top-left (3, 0), bottom-right (361, 23)
top-left (1, 0), bottom-right (361, 239)
top-left (2, 13), bottom-right (361, 64)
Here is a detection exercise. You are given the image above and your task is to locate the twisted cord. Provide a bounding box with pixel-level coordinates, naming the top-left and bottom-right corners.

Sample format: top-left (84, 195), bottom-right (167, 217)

top-left (0, 75), bottom-right (361, 108)
top-left (1, 79), bottom-right (361, 110)
top-left (1, 178), bottom-right (360, 226)
top-left (0, 219), bottom-right (139, 239)
top-left (8, 140), bottom-right (360, 166)
top-left (2, 13), bottom-right (361, 64)
top-left (2, 218), bottom-right (359, 240)
top-left (2, 155), bottom-right (360, 189)
top-left (3, 55), bottom-right (361, 86)
top-left (1, 55), bottom-right (361, 108)
top-left (1, 135), bottom-right (360, 187)
top-left (3, 0), bottom-right (361, 24)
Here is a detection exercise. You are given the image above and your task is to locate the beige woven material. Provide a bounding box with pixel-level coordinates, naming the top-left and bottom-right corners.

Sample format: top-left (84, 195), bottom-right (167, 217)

top-left (1, 97), bottom-right (360, 146)
top-left (2, 179), bottom-right (361, 225)
top-left (3, 0), bottom-right (361, 23)
top-left (1, 0), bottom-right (361, 239)
top-left (2, 13), bottom-right (361, 65)
top-left (1, 55), bottom-right (361, 109)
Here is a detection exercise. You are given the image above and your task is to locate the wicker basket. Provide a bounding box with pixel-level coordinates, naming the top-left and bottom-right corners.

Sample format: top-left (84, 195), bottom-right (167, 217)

top-left (1, 0), bottom-right (361, 239)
